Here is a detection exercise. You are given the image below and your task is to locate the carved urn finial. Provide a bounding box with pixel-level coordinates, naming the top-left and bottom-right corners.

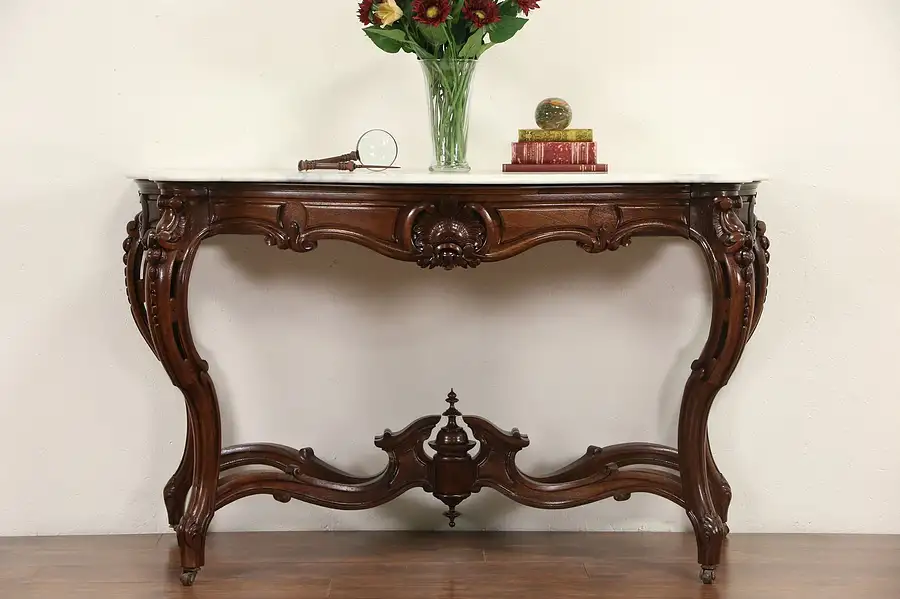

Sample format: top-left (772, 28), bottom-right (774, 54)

top-left (429, 389), bottom-right (477, 527)
top-left (444, 389), bottom-right (460, 419)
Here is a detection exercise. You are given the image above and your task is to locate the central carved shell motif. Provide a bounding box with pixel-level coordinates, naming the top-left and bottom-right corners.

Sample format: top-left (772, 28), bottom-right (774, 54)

top-left (411, 205), bottom-right (487, 270)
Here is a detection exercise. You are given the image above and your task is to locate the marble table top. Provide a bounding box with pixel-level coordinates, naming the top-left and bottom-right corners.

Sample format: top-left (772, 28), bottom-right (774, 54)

top-left (130, 169), bottom-right (766, 186)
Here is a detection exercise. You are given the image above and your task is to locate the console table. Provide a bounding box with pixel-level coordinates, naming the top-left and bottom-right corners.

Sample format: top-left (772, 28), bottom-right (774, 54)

top-left (123, 171), bottom-right (769, 586)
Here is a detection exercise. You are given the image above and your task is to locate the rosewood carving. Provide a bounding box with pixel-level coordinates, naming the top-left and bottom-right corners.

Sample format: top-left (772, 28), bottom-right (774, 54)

top-left (124, 178), bottom-right (767, 586)
top-left (411, 202), bottom-right (487, 269)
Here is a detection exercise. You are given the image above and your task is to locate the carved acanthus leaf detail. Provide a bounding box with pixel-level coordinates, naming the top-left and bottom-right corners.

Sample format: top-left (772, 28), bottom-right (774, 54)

top-left (713, 197), bottom-right (749, 252)
top-left (176, 512), bottom-right (212, 547)
top-left (700, 512), bottom-right (726, 541)
top-left (412, 203), bottom-right (487, 270)
top-left (713, 196), bottom-right (756, 333)
top-left (157, 195), bottom-right (188, 245)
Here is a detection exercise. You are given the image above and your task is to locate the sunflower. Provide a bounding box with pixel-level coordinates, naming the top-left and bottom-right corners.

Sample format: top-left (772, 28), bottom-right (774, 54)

top-left (514, 0), bottom-right (540, 15)
top-left (462, 0), bottom-right (501, 29)
top-left (357, 0), bottom-right (376, 25)
top-left (413, 0), bottom-right (451, 27)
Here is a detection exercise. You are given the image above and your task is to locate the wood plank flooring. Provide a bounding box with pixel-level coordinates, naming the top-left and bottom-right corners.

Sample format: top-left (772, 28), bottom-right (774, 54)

top-left (1, 532), bottom-right (898, 598)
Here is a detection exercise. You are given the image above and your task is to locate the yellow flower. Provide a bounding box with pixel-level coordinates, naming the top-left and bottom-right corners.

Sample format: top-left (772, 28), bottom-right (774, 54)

top-left (376, 0), bottom-right (403, 27)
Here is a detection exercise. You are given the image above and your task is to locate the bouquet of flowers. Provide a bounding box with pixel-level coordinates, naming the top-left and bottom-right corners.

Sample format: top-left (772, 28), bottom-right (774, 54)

top-left (356, 1), bottom-right (542, 172)
top-left (358, 0), bottom-right (539, 59)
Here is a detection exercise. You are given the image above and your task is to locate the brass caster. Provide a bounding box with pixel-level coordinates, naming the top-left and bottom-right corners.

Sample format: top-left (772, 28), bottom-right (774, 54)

top-left (180, 568), bottom-right (199, 586)
top-left (700, 566), bottom-right (716, 585)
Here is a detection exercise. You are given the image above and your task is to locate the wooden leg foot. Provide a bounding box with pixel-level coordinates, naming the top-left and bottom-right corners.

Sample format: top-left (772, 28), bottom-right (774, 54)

top-left (177, 512), bottom-right (212, 578)
top-left (700, 566), bottom-right (716, 585)
top-left (180, 568), bottom-right (199, 586)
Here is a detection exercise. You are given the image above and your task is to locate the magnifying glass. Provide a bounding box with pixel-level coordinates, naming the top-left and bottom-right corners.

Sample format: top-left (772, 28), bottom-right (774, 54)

top-left (298, 129), bottom-right (399, 172)
top-left (355, 129), bottom-right (399, 171)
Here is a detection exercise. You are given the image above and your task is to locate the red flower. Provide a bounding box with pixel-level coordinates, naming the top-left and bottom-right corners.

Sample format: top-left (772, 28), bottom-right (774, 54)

top-left (413, 0), bottom-right (451, 26)
top-left (463, 0), bottom-right (501, 29)
top-left (515, 0), bottom-right (540, 15)
top-left (358, 0), bottom-right (375, 25)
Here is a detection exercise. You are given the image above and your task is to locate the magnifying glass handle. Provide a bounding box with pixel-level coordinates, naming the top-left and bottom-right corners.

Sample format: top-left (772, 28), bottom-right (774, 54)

top-left (298, 160), bottom-right (354, 171)
top-left (318, 151), bottom-right (359, 164)
top-left (298, 160), bottom-right (359, 172)
top-left (298, 151), bottom-right (361, 172)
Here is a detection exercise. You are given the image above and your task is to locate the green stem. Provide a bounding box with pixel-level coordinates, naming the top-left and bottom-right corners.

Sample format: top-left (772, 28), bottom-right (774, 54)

top-left (423, 59), bottom-right (474, 170)
top-left (443, 22), bottom-right (456, 59)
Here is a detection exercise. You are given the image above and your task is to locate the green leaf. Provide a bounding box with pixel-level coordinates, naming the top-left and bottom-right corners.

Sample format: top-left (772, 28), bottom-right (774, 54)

top-left (451, 17), bottom-right (468, 45)
top-left (399, 24), bottom-right (437, 58)
top-left (416, 22), bottom-right (448, 46)
top-left (365, 27), bottom-right (408, 42)
top-left (458, 31), bottom-right (485, 58)
top-left (500, 1), bottom-right (520, 17)
top-left (488, 16), bottom-right (528, 44)
top-left (363, 27), bottom-right (405, 53)
top-left (475, 41), bottom-right (495, 58)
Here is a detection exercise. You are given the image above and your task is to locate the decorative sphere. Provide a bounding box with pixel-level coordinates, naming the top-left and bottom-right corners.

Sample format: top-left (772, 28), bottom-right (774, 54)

top-left (535, 98), bottom-right (573, 131)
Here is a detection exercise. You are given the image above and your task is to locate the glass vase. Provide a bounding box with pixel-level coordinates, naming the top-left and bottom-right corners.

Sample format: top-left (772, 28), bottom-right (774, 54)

top-left (419, 59), bottom-right (478, 173)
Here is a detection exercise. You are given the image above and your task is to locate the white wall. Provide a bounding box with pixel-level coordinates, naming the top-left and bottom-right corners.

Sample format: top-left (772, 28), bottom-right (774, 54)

top-left (1, 0), bottom-right (898, 536)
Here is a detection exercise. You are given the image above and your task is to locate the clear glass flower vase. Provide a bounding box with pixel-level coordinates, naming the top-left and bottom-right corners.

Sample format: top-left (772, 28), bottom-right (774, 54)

top-left (419, 59), bottom-right (478, 173)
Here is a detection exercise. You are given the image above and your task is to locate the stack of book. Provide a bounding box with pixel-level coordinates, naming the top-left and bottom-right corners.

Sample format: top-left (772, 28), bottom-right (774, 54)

top-left (502, 128), bottom-right (608, 173)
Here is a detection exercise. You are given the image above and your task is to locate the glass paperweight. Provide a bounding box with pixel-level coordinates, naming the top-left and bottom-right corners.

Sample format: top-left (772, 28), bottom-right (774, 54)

top-left (535, 98), bottom-right (573, 131)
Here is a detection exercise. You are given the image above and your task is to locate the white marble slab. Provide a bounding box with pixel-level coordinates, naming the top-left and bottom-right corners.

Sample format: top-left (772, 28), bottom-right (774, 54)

top-left (129, 169), bottom-right (766, 185)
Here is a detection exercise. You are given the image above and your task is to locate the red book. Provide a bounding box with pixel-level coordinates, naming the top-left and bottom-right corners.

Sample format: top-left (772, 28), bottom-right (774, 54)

top-left (511, 142), bottom-right (597, 165)
top-left (502, 163), bottom-right (609, 173)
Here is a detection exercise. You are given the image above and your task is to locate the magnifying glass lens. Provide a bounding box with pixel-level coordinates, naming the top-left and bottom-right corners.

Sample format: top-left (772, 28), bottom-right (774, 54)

top-left (357, 129), bottom-right (398, 171)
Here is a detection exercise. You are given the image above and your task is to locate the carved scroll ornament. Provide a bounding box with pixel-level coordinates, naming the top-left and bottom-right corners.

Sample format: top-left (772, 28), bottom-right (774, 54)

top-left (214, 391), bottom-right (685, 525)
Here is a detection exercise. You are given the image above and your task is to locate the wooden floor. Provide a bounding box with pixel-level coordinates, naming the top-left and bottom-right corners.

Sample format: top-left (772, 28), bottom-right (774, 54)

top-left (1, 532), bottom-right (899, 598)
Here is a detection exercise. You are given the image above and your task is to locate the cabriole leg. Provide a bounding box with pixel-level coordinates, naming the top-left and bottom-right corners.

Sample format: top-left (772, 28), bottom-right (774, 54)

top-left (125, 211), bottom-right (196, 532)
top-left (143, 191), bottom-right (221, 586)
top-left (681, 194), bottom-right (760, 583)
